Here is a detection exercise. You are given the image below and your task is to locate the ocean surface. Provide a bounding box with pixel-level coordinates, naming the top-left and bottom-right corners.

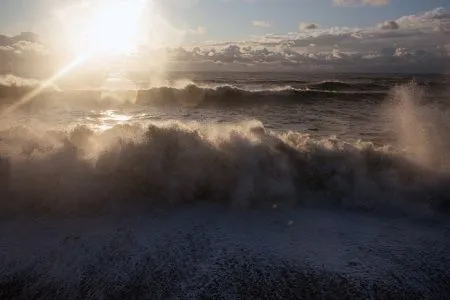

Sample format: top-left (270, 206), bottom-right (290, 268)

top-left (1, 72), bottom-right (450, 299)
top-left (3, 72), bottom-right (450, 142)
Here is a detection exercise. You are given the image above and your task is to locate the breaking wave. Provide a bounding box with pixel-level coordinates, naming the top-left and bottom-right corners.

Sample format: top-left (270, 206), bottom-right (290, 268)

top-left (0, 118), bottom-right (449, 217)
top-left (0, 84), bottom-right (386, 111)
top-left (0, 80), bottom-right (449, 217)
top-left (135, 84), bottom-right (385, 107)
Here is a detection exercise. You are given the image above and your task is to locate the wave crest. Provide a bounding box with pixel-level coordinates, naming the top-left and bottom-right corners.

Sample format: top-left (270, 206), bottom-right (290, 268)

top-left (135, 84), bottom-right (383, 107)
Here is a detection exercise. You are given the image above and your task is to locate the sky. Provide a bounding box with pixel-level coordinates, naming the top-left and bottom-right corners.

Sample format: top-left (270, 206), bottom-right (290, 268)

top-left (0, 0), bottom-right (449, 79)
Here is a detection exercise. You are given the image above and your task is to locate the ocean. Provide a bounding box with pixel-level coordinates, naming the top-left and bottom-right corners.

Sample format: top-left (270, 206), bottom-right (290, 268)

top-left (0, 72), bottom-right (450, 299)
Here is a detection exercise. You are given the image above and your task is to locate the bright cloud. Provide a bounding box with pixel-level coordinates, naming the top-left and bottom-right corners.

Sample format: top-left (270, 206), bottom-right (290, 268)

top-left (0, 33), bottom-right (53, 78)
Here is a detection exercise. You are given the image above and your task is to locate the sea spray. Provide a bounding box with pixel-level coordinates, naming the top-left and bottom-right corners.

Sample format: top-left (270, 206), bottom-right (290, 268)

top-left (0, 118), bottom-right (448, 216)
top-left (389, 83), bottom-right (450, 171)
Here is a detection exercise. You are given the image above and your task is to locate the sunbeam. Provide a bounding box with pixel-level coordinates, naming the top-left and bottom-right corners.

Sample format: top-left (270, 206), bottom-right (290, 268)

top-left (0, 55), bottom-right (89, 116)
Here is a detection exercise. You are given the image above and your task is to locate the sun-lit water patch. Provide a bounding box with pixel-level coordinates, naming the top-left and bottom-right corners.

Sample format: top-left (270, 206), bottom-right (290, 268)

top-left (96, 110), bottom-right (133, 131)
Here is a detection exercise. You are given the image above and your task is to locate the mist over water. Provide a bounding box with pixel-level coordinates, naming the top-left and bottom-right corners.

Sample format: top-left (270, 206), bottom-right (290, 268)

top-left (390, 83), bottom-right (450, 171)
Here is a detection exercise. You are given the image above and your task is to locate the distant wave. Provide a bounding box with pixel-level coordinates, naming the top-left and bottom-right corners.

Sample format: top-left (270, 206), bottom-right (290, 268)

top-left (0, 75), bottom-right (38, 102)
top-left (199, 79), bottom-right (310, 85)
top-left (0, 120), bottom-right (448, 217)
top-left (0, 80), bottom-right (388, 110)
top-left (0, 77), bottom-right (443, 112)
top-left (134, 84), bottom-right (385, 107)
top-left (198, 79), bottom-right (388, 91)
top-left (0, 74), bottom-right (57, 109)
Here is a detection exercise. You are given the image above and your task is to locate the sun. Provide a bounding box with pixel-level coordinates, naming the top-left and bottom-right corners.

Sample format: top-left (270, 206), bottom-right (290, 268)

top-left (73, 0), bottom-right (148, 56)
top-left (87, 0), bottom-right (144, 54)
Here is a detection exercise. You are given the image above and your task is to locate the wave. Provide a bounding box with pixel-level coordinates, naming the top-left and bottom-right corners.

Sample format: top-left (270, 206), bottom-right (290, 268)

top-left (0, 75), bottom-right (38, 101)
top-left (0, 75), bottom-right (58, 110)
top-left (195, 79), bottom-right (389, 91)
top-left (0, 82), bottom-right (388, 111)
top-left (0, 118), bottom-right (449, 217)
top-left (134, 85), bottom-right (385, 107)
top-left (2, 74), bottom-right (445, 112)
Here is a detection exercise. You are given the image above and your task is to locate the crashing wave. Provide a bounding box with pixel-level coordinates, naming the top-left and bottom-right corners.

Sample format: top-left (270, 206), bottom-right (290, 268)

top-left (0, 119), bottom-right (448, 216)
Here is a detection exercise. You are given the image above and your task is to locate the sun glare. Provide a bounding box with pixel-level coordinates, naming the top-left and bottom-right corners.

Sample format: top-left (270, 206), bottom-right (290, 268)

top-left (75, 0), bottom-right (148, 56)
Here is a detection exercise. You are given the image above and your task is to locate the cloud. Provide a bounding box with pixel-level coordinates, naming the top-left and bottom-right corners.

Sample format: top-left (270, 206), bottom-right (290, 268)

top-left (0, 32), bottom-right (41, 47)
top-left (396, 7), bottom-right (450, 31)
top-left (299, 23), bottom-right (319, 30)
top-left (378, 20), bottom-right (399, 30)
top-left (333, 0), bottom-right (389, 7)
top-left (165, 42), bottom-right (447, 73)
top-left (0, 33), bottom-right (53, 79)
top-left (252, 20), bottom-right (272, 28)
top-left (160, 8), bottom-right (450, 73)
top-left (1, 7), bottom-right (448, 75)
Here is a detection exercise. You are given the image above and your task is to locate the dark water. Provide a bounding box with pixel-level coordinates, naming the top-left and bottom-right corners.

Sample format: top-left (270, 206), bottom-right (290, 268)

top-left (3, 72), bottom-right (449, 142)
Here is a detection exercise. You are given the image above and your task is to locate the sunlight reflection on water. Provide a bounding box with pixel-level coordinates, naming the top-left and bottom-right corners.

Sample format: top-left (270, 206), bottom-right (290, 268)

top-left (96, 110), bottom-right (133, 131)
